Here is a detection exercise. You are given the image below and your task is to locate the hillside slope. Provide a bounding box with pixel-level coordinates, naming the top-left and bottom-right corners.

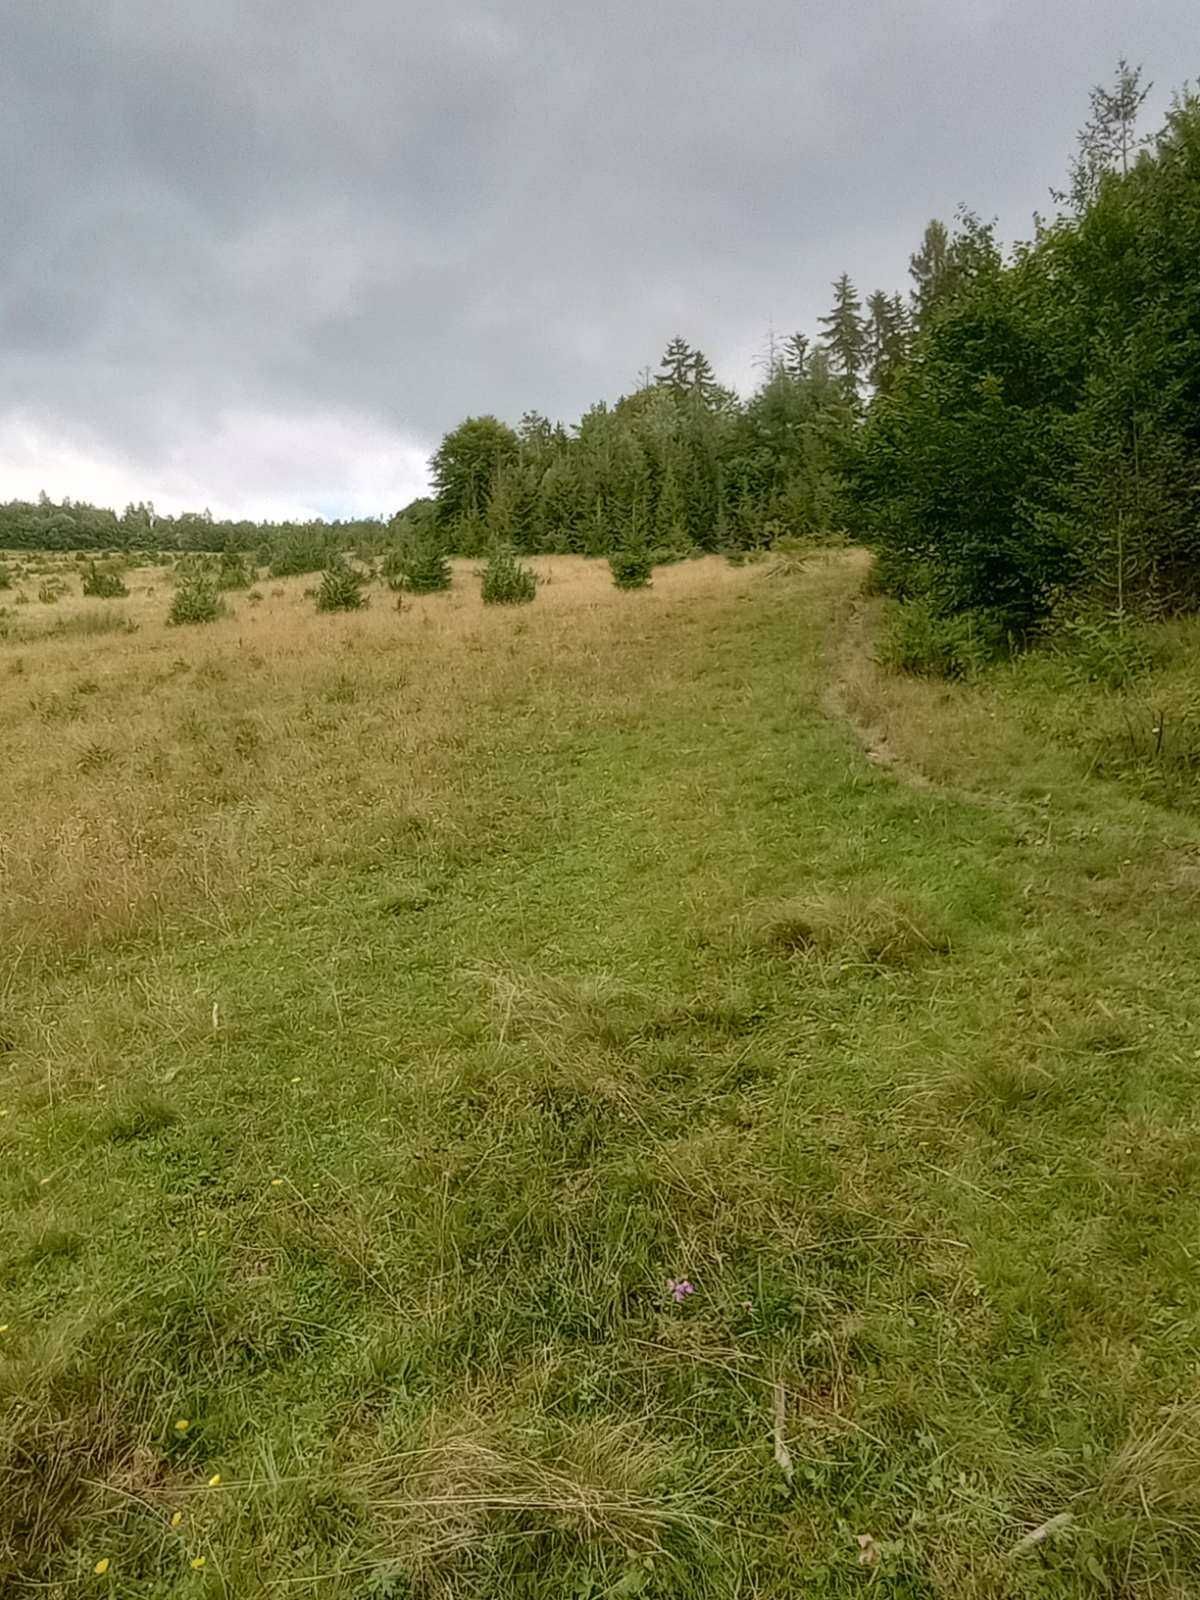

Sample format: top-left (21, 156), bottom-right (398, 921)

top-left (2, 553), bottom-right (1199, 1597)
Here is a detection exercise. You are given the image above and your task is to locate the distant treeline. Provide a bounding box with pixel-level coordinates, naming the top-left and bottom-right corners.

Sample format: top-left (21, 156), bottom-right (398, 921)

top-left (7, 64), bottom-right (1196, 644)
top-left (0, 327), bottom-right (859, 568)
top-left (0, 497), bottom-right (388, 560)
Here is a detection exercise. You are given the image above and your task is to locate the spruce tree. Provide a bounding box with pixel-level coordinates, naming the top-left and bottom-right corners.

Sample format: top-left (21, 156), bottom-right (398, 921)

top-left (655, 336), bottom-right (696, 396)
top-left (655, 458), bottom-right (689, 552)
top-left (655, 337), bottom-right (722, 406)
top-left (781, 332), bottom-right (810, 382)
top-left (908, 220), bottom-right (957, 329)
top-left (818, 275), bottom-right (866, 395)
top-left (865, 291), bottom-right (911, 395)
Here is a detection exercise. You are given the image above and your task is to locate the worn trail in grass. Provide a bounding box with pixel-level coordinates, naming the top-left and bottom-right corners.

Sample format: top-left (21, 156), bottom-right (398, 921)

top-left (3, 554), bottom-right (1200, 1596)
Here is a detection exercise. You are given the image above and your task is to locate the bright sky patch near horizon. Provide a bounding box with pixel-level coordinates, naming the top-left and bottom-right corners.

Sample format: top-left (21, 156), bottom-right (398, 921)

top-left (1, 1), bottom-right (1194, 521)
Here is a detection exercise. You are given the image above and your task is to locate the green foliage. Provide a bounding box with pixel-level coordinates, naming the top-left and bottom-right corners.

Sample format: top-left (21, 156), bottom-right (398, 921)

top-left (216, 550), bottom-right (252, 590)
top-left (431, 415), bottom-right (520, 534)
top-left (817, 272), bottom-right (865, 392)
top-left (878, 598), bottom-right (1009, 679)
top-left (167, 574), bottom-right (224, 626)
top-left (857, 84), bottom-right (1200, 635)
top-left (37, 579), bottom-right (66, 604)
top-left (0, 563), bottom-right (10, 590)
top-left (1057, 614), bottom-right (1151, 689)
top-left (608, 544), bottom-right (654, 590)
top-left (480, 545), bottom-right (537, 605)
top-left (270, 530), bottom-right (339, 577)
top-left (1066, 57), bottom-right (1152, 210)
top-left (316, 557), bottom-right (370, 612)
top-left (381, 527), bottom-right (451, 594)
top-left (81, 562), bottom-right (129, 599)
top-left (423, 336), bottom-right (853, 562)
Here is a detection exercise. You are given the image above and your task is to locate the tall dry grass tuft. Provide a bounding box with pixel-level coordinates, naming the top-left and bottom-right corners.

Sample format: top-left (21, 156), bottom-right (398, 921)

top-left (361, 1409), bottom-right (706, 1587)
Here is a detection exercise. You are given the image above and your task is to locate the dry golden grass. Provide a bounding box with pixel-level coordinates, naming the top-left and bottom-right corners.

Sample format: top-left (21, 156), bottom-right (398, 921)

top-left (0, 554), bottom-right (753, 959)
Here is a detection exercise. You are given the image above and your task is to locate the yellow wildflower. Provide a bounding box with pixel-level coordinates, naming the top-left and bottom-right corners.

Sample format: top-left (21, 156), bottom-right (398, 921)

top-left (94, 1557), bottom-right (110, 1575)
top-left (170, 1511), bottom-right (183, 1528)
top-left (207, 1473), bottom-right (221, 1487)
top-left (190, 1556), bottom-right (206, 1570)
top-left (175, 1418), bottom-right (190, 1433)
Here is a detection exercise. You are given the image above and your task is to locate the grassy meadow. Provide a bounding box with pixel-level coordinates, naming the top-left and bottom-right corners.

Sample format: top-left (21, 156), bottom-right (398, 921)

top-left (2, 549), bottom-right (1200, 1596)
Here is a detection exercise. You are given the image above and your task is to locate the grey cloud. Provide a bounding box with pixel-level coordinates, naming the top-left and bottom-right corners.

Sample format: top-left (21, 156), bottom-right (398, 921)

top-left (0, 0), bottom-right (1194, 514)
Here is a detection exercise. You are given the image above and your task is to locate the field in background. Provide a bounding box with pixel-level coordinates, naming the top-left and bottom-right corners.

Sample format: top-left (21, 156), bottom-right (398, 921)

top-left (2, 550), bottom-right (1200, 1597)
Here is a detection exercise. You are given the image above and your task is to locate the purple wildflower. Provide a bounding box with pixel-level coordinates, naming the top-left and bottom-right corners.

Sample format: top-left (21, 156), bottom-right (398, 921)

top-left (667, 1278), bottom-right (695, 1304)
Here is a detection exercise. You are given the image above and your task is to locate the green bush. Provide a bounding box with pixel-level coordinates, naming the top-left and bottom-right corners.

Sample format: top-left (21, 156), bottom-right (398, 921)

top-left (81, 563), bottom-right (129, 599)
top-left (316, 557), bottom-right (369, 613)
top-left (0, 563), bottom-right (10, 591)
top-left (609, 546), bottom-right (654, 590)
top-left (382, 532), bottom-right (451, 594)
top-left (1057, 615), bottom-right (1151, 690)
top-left (878, 599), bottom-right (1009, 680)
top-left (217, 551), bottom-right (252, 590)
top-left (168, 575), bottom-right (225, 626)
top-left (37, 579), bottom-right (66, 604)
top-left (270, 532), bottom-right (337, 577)
top-left (480, 546), bottom-right (537, 606)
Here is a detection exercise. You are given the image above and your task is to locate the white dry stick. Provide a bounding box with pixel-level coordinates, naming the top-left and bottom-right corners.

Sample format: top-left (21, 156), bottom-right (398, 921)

top-left (772, 1378), bottom-right (794, 1484)
top-left (212, 1002), bottom-right (220, 1032)
top-left (1008, 1512), bottom-right (1074, 1556)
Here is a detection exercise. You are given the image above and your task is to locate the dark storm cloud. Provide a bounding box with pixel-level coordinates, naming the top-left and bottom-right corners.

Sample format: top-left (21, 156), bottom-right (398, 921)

top-left (0, 0), bottom-right (1195, 515)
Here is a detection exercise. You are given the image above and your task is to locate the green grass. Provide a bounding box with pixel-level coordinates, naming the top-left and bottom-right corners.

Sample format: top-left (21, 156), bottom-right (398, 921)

top-left (2, 556), bottom-right (1200, 1595)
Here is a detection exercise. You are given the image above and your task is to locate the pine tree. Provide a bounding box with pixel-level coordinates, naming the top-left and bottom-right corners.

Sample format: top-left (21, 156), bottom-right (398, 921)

top-left (818, 275), bottom-right (866, 394)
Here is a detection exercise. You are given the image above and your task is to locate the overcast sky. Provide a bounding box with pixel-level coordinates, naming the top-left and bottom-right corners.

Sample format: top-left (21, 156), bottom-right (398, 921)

top-left (1, 1), bottom-right (1194, 521)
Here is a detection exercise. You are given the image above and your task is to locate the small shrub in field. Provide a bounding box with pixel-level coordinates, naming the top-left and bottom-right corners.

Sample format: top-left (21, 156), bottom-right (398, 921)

top-left (480, 546), bottom-right (537, 606)
top-left (316, 557), bottom-right (369, 612)
top-left (382, 532), bottom-right (451, 594)
top-left (168, 575), bottom-right (224, 626)
top-left (37, 579), bottom-right (66, 604)
top-left (247, 589), bottom-right (264, 604)
top-left (81, 563), bottom-right (129, 599)
top-left (0, 563), bottom-right (10, 591)
top-left (879, 598), bottom-right (1008, 680)
top-left (609, 545), bottom-right (654, 590)
top-left (217, 551), bottom-right (252, 590)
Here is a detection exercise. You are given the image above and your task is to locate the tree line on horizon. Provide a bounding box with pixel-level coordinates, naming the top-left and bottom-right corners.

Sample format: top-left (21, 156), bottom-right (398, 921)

top-left (4, 62), bottom-right (1197, 651)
